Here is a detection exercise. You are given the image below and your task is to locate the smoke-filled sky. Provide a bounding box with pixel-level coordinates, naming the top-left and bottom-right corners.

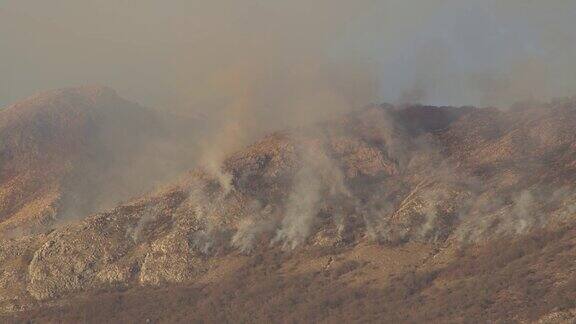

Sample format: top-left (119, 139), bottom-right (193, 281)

top-left (2, 0), bottom-right (576, 110)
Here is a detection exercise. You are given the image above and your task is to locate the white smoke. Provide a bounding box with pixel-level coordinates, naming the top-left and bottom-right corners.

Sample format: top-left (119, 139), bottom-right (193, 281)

top-left (231, 203), bottom-right (278, 253)
top-left (511, 190), bottom-right (537, 234)
top-left (185, 177), bottom-right (231, 255)
top-left (273, 136), bottom-right (351, 250)
top-left (128, 205), bottom-right (160, 242)
top-left (417, 189), bottom-right (446, 240)
top-left (273, 159), bottom-right (323, 250)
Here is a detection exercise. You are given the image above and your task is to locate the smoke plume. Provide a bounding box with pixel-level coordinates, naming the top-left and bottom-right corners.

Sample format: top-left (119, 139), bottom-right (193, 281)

top-left (273, 136), bottom-right (350, 249)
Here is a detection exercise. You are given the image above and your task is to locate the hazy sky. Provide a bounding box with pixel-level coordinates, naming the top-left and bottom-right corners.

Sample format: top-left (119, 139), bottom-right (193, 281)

top-left (2, 0), bottom-right (576, 109)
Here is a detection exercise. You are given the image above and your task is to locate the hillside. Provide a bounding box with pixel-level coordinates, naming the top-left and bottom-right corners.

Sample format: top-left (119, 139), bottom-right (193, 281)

top-left (1, 96), bottom-right (576, 323)
top-left (0, 86), bottom-right (198, 236)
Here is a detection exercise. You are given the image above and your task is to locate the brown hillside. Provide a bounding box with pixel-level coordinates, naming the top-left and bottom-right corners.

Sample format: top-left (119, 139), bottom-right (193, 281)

top-left (1, 96), bottom-right (576, 322)
top-left (0, 86), bottom-right (198, 236)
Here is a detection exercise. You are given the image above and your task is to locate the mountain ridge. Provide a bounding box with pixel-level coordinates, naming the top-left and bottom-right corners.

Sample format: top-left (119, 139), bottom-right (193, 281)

top-left (0, 86), bottom-right (199, 236)
top-left (1, 89), bottom-right (576, 322)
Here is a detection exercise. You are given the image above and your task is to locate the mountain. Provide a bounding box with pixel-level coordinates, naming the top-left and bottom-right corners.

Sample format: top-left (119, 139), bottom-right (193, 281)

top-left (1, 94), bottom-right (576, 323)
top-left (0, 86), bottom-right (198, 236)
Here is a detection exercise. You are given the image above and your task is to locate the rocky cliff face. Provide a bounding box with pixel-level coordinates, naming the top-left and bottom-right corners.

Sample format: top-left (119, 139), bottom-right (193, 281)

top-left (1, 92), bottom-right (576, 322)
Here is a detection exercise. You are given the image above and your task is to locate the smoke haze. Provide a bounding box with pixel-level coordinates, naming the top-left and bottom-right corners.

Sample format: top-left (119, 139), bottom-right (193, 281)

top-left (2, 0), bottom-right (576, 112)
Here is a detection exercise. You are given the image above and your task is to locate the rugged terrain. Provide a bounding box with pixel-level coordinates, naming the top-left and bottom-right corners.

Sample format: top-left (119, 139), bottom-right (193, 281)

top-left (1, 89), bottom-right (576, 323)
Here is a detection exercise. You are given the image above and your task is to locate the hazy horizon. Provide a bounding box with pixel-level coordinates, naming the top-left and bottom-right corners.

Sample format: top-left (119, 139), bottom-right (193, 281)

top-left (2, 0), bottom-right (576, 112)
